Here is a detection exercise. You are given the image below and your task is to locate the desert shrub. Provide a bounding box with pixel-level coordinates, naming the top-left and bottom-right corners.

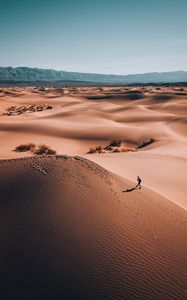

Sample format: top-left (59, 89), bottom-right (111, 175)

top-left (109, 139), bottom-right (122, 147)
top-left (14, 143), bottom-right (35, 152)
top-left (87, 145), bottom-right (103, 154)
top-left (46, 148), bottom-right (57, 155)
top-left (34, 144), bottom-right (56, 155)
top-left (87, 147), bottom-right (96, 154)
top-left (46, 105), bottom-right (53, 109)
top-left (137, 138), bottom-right (155, 149)
top-left (95, 146), bottom-right (102, 151)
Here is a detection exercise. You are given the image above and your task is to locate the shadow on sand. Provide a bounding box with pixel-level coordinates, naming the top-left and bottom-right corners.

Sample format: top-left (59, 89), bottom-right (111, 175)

top-left (122, 185), bottom-right (141, 193)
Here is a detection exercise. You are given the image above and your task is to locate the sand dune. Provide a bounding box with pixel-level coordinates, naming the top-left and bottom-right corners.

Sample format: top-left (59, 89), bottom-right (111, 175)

top-left (0, 86), bottom-right (187, 298)
top-left (1, 87), bottom-right (186, 148)
top-left (0, 86), bottom-right (187, 202)
top-left (86, 151), bottom-right (187, 209)
top-left (0, 156), bottom-right (186, 299)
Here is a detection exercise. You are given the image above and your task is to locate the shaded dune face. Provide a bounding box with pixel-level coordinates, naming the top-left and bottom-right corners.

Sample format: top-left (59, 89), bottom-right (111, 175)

top-left (0, 156), bottom-right (186, 300)
top-left (86, 91), bottom-right (145, 101)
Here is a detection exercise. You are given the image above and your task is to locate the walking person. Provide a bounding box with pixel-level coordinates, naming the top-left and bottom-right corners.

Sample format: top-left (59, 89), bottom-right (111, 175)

top-left (122, 176), bottom-right (142, 192)
top-left (136, 176), bottom-right (142, 189)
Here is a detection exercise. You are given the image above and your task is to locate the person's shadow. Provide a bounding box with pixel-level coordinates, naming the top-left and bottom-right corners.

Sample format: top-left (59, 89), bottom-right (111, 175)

top-left (122, 184), bottom-right (141, 193)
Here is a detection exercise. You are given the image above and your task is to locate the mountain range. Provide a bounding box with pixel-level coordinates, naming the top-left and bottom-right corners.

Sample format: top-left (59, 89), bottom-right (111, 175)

top-left (0, 67), bottom-right (187, 85)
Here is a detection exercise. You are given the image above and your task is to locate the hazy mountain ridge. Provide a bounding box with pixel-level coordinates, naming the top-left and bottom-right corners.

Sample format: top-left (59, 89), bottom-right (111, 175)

top-left (0, 67), bottom-right (187, 84)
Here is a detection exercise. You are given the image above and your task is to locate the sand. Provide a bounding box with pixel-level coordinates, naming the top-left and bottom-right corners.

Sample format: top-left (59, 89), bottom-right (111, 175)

top-left (0, 156), bottom-right (186, 299)
top-left (0, 86), bottom-right (187, 208)
top-left (0, 86), bottom-right (187, 299)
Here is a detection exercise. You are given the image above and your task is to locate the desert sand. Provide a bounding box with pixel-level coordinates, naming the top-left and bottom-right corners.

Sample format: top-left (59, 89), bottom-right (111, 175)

top-left (0, 86), bottom-right (187, 299)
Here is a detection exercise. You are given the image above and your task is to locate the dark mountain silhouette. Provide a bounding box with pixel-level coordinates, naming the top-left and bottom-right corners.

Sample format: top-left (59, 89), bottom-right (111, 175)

top-left (0, 67), bottom-right (187, 85)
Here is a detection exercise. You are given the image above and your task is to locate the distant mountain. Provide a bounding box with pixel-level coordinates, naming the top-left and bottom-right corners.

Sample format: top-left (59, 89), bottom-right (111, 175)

top-left (0, 67), bottom-right (187, 85)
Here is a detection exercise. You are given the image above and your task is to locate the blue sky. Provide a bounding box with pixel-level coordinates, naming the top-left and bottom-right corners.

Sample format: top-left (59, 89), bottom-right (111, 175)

top-left (0, 0), bottom-right (187, 74)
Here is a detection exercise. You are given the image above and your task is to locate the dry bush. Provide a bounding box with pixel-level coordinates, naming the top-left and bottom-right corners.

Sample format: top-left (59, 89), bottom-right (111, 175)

top-left (14, 143), bottom-right (35, 152)
top-left (87, 145), bottom-right (103, 154)
top-left (46, 105), bottom-right (53, 109)
top-left (95, 146), bottom-right (102, 151)
top-left (87, 147), bottom-right (96, 154)
top-left (109, 139), bottom-right (122, 147)
top-left (34, 144), bottom-right (56, 155)
top-left (137, 138), bottom-right (155, 149)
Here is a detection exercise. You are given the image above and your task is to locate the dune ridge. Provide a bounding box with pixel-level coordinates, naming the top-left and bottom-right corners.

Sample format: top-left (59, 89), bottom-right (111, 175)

top-left (0, 155), bottom-right (186, 299)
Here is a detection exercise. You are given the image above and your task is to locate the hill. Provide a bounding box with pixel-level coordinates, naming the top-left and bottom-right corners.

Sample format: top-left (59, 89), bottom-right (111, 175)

top-left (0, 155), bottom-right (186, 299)
top-left (0, 66), bottom-right (187, 85)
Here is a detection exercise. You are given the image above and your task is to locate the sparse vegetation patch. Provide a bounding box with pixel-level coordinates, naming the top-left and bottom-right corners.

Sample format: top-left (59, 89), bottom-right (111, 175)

top-left (87, 138), bottom-right (156, 154)
top-left (14, 143), bottom-right (36, 152)
top-left (33, 144), bottom-right (57, 156)
top-left (4, 104), bottom-right (53, 116)
top-left (14, 143), bottom-right (56, 156)
top-left (87, 139), bottom-right (135, 154)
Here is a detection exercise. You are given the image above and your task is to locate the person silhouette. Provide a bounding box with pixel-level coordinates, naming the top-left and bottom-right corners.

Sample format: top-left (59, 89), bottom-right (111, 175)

top-left (137, 176), bottom-right (142, 189)
top-left (122, 176), bottom-right (142, 192)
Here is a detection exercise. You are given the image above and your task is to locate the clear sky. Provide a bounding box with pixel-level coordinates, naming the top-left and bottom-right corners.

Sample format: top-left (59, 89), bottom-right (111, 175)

top-left (0, 0), bottom-right (187, 74)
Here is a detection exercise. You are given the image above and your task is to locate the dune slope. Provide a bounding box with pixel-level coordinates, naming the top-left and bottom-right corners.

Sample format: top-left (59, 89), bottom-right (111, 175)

top-left (0, 156), bottom-right (186, 300)
top-left (86, 151), bottom-right (187, 210)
